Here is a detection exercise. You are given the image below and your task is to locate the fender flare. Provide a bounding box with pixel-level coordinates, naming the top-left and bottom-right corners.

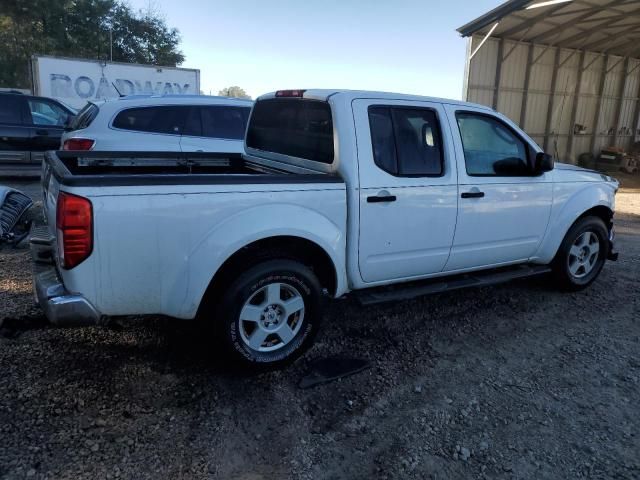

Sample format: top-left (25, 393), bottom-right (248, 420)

top-left (161, 203), bottom-right (346, 318)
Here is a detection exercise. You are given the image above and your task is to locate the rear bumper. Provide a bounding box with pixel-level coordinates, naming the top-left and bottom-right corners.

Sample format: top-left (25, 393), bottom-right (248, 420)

top-left (30, 227), bottom-right (102, 327)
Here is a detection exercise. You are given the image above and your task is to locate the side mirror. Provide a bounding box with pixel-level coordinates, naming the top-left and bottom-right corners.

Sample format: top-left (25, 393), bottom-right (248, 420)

top-left (535, 152), bottom-right (554, 173)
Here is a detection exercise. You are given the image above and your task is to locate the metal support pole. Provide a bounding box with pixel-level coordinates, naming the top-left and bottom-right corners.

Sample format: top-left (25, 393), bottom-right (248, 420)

top-left (519, 43), bottom-right (534, 128)
top-left (565, 50), bottom-right (586, 163)
top-left (590, 55), bottom-right (610, 155)
top-left (462, 37), bottom-right (472, 101)
top-left (633, 62), bottom-right (640, 144)
top-left (493, 39), bottom-right (504, 110)
top-left (544, 48), bottom-right (561, 152)
top-left (613, 57), bottom-right (630, 146)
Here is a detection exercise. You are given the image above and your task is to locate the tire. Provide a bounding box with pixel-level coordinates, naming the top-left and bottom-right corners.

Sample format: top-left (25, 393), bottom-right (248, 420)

top-left (552, 216), bottom-right (608, 291)
top-left (211, 259), bottom-right (323, 369)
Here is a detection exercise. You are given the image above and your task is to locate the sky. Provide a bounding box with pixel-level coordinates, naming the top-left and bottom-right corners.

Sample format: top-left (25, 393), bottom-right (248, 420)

top-left (127, 0), bottom-right (502, 100)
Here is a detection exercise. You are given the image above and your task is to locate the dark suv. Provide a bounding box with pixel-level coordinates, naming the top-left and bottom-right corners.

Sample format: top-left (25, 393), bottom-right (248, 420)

top-left (0, 92), bottom-right (76, 177)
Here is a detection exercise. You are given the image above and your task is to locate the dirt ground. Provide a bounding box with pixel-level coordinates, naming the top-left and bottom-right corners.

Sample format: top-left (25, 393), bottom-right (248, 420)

top-left (1, 175), bottom-right (639, 480)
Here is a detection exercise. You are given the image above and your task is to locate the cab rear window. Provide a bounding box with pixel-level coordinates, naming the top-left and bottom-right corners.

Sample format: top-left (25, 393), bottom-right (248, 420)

top-left (246, 98), bottom-right (334, 164)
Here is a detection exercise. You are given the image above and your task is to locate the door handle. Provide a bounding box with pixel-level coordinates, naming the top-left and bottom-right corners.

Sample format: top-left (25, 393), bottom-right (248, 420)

top-left (461, 190), bottom-right (485, 199)
top-left (367, 194), bottom-right (397, 203)
top-left (35, 129), bottom-right (49, 136)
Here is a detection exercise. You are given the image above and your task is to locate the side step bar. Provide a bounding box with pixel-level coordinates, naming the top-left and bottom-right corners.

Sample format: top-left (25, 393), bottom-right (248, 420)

top-left (355, 264), bottom-right (552, 306)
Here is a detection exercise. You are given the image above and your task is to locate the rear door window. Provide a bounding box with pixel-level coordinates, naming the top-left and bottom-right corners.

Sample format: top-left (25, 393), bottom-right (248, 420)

top-left (246, 98), bottom-right (334, 163)
top-left (368, 106), bottom-right (443, 176)
top-left (201, 106), bottom-right (249, 140)
top-left (0, 95), bottom-right (26, 125)
top-left (112, 106), bottom-right (188, 134)
top-left (183, 106), bottom-right (250, 140)
top-left (183, 107), bottom-right (202, 137)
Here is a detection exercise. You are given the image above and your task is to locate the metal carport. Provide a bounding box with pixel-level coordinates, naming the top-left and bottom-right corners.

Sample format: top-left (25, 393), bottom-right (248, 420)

top-left (458, 0), bottom-right (640, 165)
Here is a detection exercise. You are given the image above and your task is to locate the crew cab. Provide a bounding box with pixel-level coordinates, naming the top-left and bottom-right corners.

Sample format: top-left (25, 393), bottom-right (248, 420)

top-left (30, 89), bottom-right (619, 368)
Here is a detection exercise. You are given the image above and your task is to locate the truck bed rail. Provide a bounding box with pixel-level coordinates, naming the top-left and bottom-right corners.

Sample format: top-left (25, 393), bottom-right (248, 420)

top-left (46, 151), bottom-right (344, 187)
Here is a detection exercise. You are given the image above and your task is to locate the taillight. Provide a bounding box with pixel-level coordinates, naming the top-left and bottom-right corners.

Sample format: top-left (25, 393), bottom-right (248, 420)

top-left (62, 138), bottom-right (95, 150)
top-left (275, 90), bottom-right (306, 98)
top-left (56, 192), bottom-right (93, 269)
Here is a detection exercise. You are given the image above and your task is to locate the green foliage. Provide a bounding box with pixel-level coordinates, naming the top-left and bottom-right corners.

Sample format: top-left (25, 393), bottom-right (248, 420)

top-left (218, 86), bottom-right (251, 99)
top-left (0, 0), bottom-right (185, 89)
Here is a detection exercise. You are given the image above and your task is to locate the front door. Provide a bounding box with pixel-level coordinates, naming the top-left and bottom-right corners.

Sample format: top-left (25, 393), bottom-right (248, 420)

top-left (443, 105), bottom-right (553, 272)
top-left (26, 97), bottom-right (69, 163)
top-left (353, 99), bottom-right (458, 283)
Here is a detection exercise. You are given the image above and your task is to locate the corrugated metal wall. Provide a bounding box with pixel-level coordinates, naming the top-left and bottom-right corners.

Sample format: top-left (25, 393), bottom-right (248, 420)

top-left (464, 35), bottom-right (640, 164)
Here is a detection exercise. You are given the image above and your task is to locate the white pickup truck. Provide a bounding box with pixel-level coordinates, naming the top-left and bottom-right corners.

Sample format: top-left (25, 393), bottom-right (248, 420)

top-left (30, 89), bottom-right (619, 368)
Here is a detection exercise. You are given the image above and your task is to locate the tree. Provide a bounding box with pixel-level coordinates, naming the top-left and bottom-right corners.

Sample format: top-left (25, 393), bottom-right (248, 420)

top-left (218, 86), bottom-right (251, 99)
top-left (0, 0), bottom-right (185, 89)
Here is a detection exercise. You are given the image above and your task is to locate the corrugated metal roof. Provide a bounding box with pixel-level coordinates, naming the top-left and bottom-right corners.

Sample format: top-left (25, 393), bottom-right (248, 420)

top-left (458, 0), bottom-right (640, 58)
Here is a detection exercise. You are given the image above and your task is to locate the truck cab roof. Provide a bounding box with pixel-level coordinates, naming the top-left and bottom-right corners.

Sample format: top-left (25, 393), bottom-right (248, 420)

top-left (257, 89), bottom-right (493, 111)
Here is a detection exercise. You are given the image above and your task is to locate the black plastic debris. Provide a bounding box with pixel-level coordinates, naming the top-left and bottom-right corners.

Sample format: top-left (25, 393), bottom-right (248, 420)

top-left (0, 187), bottom-right (33, 247)
top-left (299, 356), bottom-right (370, 389)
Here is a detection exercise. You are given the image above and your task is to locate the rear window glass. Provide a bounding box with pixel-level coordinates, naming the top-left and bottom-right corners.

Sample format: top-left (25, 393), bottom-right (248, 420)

top-left (70, 103), bottom-right (98, 130)
top-left (246, 98), bottom-right (334, 164)
top-left (183, 106), bottom-right (250, 140)
top-left (0, 95), bottom-right (25, 124)
top-left (112, 106), bottom-right (188, 134)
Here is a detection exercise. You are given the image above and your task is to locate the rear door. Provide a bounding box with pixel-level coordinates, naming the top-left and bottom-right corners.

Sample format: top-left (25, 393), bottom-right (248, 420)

top-left (0, 95), bottom-right (32, 168)
top-left (180, 105), bottom-right (249, 153)
top-left (353, 99), bottom-right (458, 283)
top-left (443, 105), bottom-right (553, 271)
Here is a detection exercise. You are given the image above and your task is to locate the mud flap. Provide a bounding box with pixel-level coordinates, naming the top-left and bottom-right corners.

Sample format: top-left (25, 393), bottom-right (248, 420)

top-left (299, 356), bottom-right (370, 389)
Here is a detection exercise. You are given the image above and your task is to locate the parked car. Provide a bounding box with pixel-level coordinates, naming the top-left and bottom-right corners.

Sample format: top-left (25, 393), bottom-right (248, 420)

top-left (0, 92), bottom-right (76, 177)
top-left (61, 95), bottom-right (253, 153)
top-left (30, 89), bottom-right (619, 369)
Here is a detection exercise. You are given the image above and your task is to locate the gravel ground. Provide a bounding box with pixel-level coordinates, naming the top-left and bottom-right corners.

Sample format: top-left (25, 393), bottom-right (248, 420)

top-left (1, 176), bottom-right (639, 480)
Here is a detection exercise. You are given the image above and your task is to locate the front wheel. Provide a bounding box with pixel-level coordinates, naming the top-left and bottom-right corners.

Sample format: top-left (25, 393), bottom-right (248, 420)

top-left (552, 216), bottom-right (608, 291)
top-left (213, 259), bottom-right (323, 369)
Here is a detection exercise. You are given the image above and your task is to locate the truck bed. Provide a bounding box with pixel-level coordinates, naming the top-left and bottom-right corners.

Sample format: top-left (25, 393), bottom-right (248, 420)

top-left (46, 151), bottom-right (343, 187)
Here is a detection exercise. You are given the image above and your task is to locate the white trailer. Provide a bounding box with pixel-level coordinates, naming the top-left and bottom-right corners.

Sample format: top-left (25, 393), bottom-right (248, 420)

top-left (31, 55), bottom-right (200, 109)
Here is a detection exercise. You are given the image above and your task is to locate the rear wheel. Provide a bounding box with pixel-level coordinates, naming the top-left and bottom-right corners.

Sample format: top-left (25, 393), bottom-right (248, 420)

top-left (552, 216), bottom-right (608, 291)
top-left (212, 259), bottom-right (323, 369)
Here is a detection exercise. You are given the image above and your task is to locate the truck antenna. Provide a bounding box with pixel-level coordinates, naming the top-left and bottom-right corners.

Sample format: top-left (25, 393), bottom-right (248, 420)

top-left (112, 82), bottom-right (124, 97)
